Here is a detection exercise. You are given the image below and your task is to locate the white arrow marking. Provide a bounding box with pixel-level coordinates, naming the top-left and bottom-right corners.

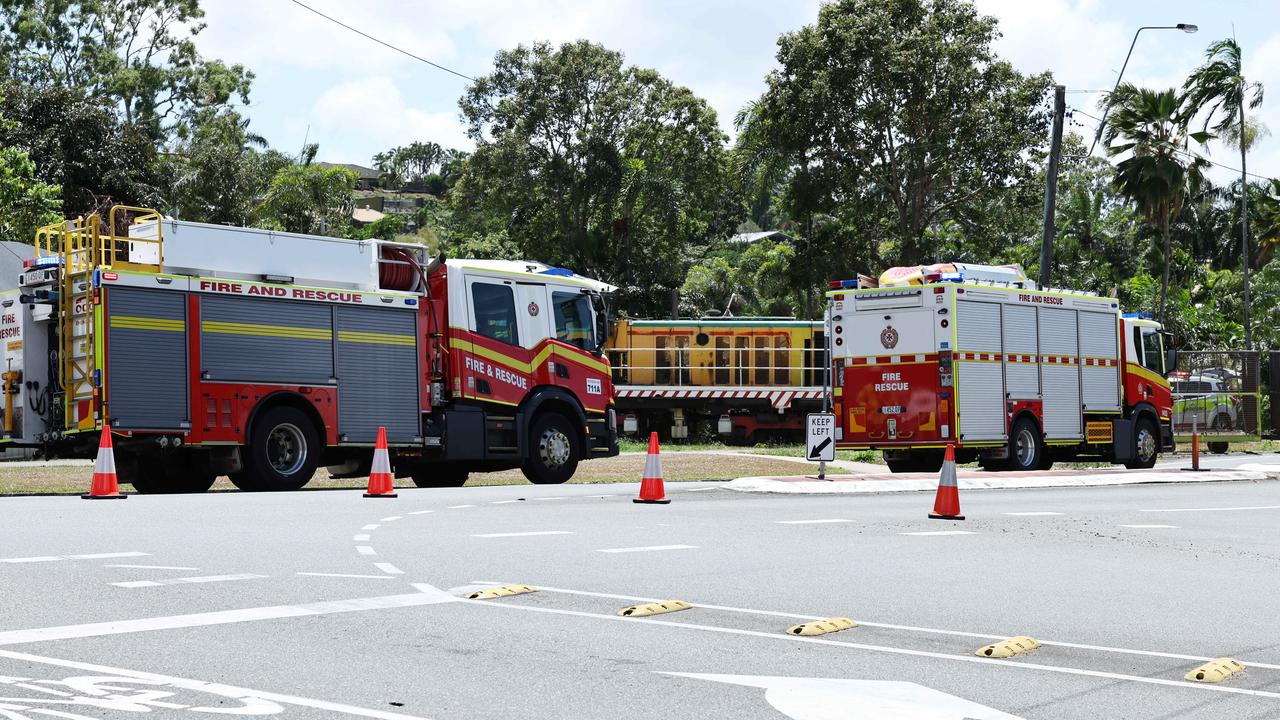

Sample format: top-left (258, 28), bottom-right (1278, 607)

top-left (665, 673), bottom-right (1023, 720)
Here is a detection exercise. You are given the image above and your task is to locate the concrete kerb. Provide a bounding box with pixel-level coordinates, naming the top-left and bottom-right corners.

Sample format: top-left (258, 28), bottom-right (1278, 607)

top-left (725, 468), bottom-right (1277, 494)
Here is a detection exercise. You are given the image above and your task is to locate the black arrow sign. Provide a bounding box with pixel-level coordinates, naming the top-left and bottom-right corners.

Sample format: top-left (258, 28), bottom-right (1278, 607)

top-left (809, 437), bottom-right (832, 460)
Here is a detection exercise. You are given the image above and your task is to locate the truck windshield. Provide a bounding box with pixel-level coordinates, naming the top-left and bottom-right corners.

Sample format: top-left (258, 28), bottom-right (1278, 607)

top-left (552, 291), bottom-right (594, 351)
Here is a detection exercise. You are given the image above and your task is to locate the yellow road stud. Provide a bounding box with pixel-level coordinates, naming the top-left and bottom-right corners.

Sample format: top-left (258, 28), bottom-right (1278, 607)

top-left (617, 600), bottom-right (692, 617)
top-left (1185, 658), bottom-right (1245, 683)
top-left (976, 636), bottom-right (1041, 658)
top-left (786, 617), bottom-right (857, 636)
top-left (466, 584), bottom-right (538, 600)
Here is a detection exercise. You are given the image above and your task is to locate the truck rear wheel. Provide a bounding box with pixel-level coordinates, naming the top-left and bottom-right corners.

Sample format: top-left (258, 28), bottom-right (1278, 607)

top-left (1004, 417), bottom-right (1044, 472)
top-left (522, 412), bottom-right (579, 485)
top-left (242, 406), bottom-right (320, 491)
top-left (1124, 417), bottom-right (1159, 469)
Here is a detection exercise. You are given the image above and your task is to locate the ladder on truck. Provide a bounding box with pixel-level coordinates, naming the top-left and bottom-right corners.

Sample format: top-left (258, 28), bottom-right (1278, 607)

top-left (36, 207), bottom-right (164, 432)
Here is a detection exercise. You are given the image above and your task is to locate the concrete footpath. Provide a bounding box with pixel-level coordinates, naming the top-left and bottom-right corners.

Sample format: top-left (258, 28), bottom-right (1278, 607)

top-left (727, 466), bottom-right (1275, 494)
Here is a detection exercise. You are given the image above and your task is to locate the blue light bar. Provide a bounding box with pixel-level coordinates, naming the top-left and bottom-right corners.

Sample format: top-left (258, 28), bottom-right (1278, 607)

top-left (1122, 312), bottom-right (1154, 319)
top-left (35, 256), bottom-right (61, 267)
top-left (538, 267), bottom-right (575, 277)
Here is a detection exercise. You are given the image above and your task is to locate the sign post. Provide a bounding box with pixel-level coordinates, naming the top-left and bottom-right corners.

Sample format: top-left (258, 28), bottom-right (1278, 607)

top-left (807, 413), bottom-right (836, 480)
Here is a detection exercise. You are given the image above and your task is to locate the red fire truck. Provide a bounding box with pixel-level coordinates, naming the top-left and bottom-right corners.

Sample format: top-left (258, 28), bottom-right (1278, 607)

top-left (828, 263), bottom-right (1175, 472)
top-left (0, 208), bottom-right (617, 492)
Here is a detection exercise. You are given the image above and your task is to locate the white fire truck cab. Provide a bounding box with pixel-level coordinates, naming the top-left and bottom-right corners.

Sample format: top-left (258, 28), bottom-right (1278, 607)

top-left (0, 208), bottom-right (618, 492)
top-left (828, 263), bottom-right (1175, 472)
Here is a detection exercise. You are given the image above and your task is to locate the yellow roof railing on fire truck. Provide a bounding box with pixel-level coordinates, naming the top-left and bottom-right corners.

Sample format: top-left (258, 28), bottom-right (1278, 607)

top-left (35, 206), bottom-right (164, 274)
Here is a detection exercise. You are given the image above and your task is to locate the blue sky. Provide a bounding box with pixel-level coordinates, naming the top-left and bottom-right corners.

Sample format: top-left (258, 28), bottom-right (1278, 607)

top-left (194, 0), bottom-right (1280, 183)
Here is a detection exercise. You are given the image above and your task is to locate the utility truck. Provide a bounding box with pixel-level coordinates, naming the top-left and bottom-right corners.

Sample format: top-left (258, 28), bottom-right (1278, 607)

top-left (0, 208), bottom-right (618, 492)
top-left (827, 263), bottom-right (1174, 472)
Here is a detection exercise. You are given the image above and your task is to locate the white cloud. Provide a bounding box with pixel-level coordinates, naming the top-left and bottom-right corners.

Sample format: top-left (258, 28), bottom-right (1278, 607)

top-left (307, 77), bottom-right (473, 164)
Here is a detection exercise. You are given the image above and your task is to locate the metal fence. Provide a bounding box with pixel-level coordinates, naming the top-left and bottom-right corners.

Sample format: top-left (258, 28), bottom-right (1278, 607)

top-left (1170, 350), bottom-right (1260, 439)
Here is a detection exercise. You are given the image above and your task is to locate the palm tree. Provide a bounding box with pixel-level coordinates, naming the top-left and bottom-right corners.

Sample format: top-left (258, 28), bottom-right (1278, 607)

top-left (1102, 84), bottom-right (1210, 322)
top-left (1183, 38), bottom-right (1264, 347)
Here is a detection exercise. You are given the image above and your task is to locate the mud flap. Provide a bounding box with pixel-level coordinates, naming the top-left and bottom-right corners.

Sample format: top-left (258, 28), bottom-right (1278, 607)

top-left (1111, 419), bottom-right (1134, 462)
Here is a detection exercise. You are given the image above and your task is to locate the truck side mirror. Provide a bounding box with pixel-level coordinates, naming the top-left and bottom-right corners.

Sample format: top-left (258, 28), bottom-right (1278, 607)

top-left (1165, 348), bottom-right (1178, 373)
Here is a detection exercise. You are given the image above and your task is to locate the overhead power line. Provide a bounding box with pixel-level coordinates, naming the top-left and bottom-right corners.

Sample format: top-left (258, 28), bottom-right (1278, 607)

top-left (1069, 106), bottom-right (1278, 185)
top-left (287, 0), bottom-right (476, 82)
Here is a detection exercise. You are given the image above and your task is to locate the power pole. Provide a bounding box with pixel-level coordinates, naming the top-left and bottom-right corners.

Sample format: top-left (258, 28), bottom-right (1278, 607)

top-left (1039, 85), bottom-right (1066, 289)
top-left (1240, 95), bottom-right (1252, 350)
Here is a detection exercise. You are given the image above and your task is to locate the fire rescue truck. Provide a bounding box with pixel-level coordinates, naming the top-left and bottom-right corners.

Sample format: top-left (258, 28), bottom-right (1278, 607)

top-left (828, 263), bottom-right (1175, 472)
top-left (0, 208), bottom-right (618, 492)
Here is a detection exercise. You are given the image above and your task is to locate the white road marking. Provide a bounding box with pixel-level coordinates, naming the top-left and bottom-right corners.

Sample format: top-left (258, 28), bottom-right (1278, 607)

top-left (671, 674), bottom-right (1022, 720)
top-left (379, 516), bottom-right (403, 522)
top-left (353, 534), bottom-right (371, 541)
top-left (1002, 512), bottom-right (1063, 516)
top-left (471, 531), bottom-right (575, 538)
top-left (409, 510), bottom-right (435, 515)
top-left (1120, 524), bottom-right (1180, 529)
top-left (467, 599), bottom-right (1280, 701)
top-left (1140, 505), bottom-right (1280, 513)
top-left (296, 572), bottom-right (396, 580)
top-left (447, 504), bottom-right (476, 509)
top-left (104, 564), bottom-right (199, 571)
top-left (684, 487), bottom-right (720, 492)
top-left (63, 552), bottom-right (150, 560)
top-left (0, 649), bottom-right (435, 719)
top-left (111, 574), bottom-right (265, 589)
top-left (498, 582), bottom-right (1280, 672)
top-left (775, 519), bottom-right (852, 525)
top-left (489, 500), bottom-right (522, 504)
top-left (356, 546), bottom-right (376, 556)
top-left (899, 530), bottom-right (976, 536)
top-left (596, 545), bottom-right (698, 553)
top-left (372, 563), bottom-right (404, 575)
top-left (1, 552), bottom-right (149, 564)
top-left (0, 589), bottom-right (455, 646)
top-left (535, 497), bottom-right (566, 501)
top-left (361, 524), bottom-right (380, 531)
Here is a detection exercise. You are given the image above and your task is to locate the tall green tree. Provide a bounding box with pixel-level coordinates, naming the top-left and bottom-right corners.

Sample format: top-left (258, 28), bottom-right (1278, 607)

top-left (1102, 84), bottom-right (1210, 322)
top-left (741, 0), bottom-right (1052, 269)
top-left (454, 40), bottom-right (734, 315)
top-left (0, 0), bottom-right (252, 141)
top-left (167, 109), bottom-right (289, 225)
top-left (0, 82), bottom-right (166, 214)
top-left (1183, 38), bottom-right (1264, 347)
top-left (0, 94), bottom-right (61, 244)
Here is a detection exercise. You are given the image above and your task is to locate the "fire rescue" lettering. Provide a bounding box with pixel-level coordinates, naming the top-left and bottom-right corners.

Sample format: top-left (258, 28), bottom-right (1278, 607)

top-left (464, 355), bottom-right (530, 390)
top-left (197, 280), bottom-right (363, 304)
top-left (875, 371), bottom-right (909, 392)
top-left (1017, 293), bottom-right (1064, 305)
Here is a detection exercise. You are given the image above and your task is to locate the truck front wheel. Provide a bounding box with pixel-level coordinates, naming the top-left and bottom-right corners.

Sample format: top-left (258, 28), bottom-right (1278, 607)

top-left (1005, 417), bottom-right (1044, 472)
top-left (242, 406), bottom-right (320, 491)
top-left (1124, 417), bottom-right (1159, 469)
top-left (522, 412), bottom-right (579, 485)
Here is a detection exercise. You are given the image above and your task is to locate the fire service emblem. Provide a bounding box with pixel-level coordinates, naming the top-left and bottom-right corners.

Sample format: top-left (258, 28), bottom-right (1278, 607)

top-left (880, 325), bottom-right (899, 349)
top-left (528, 302), bottom-right (540, 316)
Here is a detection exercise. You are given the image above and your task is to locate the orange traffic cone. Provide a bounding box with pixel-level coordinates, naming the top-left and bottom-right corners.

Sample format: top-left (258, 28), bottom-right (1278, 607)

top-left (363, 426), bottom-right (397, 498)
top-left (928, 444), bottom-right (964, 520)
top-left (633, 432), bottom-right (670, 504)
top-left (82, 427), bottom-right (126, 500)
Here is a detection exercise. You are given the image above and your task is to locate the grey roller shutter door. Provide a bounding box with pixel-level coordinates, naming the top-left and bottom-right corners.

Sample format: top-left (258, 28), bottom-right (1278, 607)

top-left (201, 295), bottom-right (334, 385)
top-left (1079, 311), bottom-right (1120, 412)
top-left (106, 287), bottom-right (188, 429)
top-left (955, 300), bottom-right (1005, 441)
top-left (335, 306), bottom-right (419, 443)
top-left (1001, 304), bottom-right (1039, 399)
top-left (1039, 307), bottom-right (1082, 438)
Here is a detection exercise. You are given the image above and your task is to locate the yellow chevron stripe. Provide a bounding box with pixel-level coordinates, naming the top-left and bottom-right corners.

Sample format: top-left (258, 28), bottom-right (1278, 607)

top-left (338, 330), bottom-right (416, 346)
top-left (452, 337), bottom-right (611, 375)
top-left (202, 320), bottom-right (331, 341)
top-left (1126, 362), bottom-right (1170, 388)
top-left (110, 316), bottom-right (184, 332)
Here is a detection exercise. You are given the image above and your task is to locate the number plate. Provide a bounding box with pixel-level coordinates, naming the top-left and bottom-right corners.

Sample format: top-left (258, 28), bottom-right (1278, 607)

top-left (880, 406), bottom-right (904, 415)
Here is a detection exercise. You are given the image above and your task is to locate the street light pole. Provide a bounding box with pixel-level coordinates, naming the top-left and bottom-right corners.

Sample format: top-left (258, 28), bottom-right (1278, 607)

top-left (1088, 23), bottom-right (1199, 157)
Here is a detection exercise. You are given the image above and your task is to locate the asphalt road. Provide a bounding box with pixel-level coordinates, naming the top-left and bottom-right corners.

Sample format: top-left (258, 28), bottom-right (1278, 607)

top-left (2, 468), bottom-right (1280, 719)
